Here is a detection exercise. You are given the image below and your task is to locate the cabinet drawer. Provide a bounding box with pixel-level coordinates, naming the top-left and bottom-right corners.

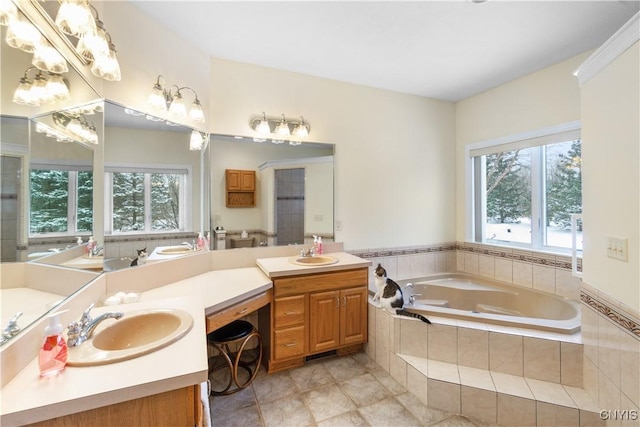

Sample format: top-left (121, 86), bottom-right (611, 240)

top-left (274, 268), bottom-right (368, 297)
top-left (274, 325), bottom-right (305, 360)
top-left (274, 295), bottom-right (305, 328)
top-left (206, 289), bottom-right (272, 333)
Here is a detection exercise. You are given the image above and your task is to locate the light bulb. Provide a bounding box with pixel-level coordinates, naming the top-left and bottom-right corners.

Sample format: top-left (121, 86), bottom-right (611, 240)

top-left (76, 25), bottom-right (109, 62)
top-left (32, 45), bottom-right (69, 74)
top-left (295, 117), bottom-right (309, 138)
top-left (29, 73), bottom-right (48, 105)
top-left (168, 92), bottom-right (187, 117)
top-left (6, 18), bottom-right (44, 53)
top-left (55, 0), bottom-right (95, 37)
top-left (0, 0), bottom-right (17, 26)
top-left (256, 113), bottom-right (270, 135)
top-left (190, 130), bottom-right (203, 151)
top-left (12, 77), bottom-right (33, 105)
top-left (275, 115), bottom-right (290, 136)
top-left (45, 74), bottom-right (70, 101)
top-left (147, 84), bottom-right (167, 111)
top-left (188, 99), bottom-right (205, 123)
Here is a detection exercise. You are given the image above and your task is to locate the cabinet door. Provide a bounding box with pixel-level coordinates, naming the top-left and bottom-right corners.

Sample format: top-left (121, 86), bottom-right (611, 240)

top-left (240, 170), bottom-right (255, 191)
top-left (309, 290), bottom-right (340, 353)
top-left (340, 287), bottom-right (368, 346)
top-left (226, 169), bottom-right (241, 191)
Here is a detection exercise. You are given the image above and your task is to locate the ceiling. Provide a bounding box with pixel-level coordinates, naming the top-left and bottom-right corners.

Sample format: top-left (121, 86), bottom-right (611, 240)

top-left (130, 1), bottom-right (639, 102)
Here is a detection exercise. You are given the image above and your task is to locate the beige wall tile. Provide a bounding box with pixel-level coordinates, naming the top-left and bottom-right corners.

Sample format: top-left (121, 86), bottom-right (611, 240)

top-left (579, 409), bottom-right (606, 427)
top-left (410, 253), bottom-right (429, 278)
top-left (406, 364), bottom-right (428, 407)
top-left (526, 378), bottom-right (576, 408)
top-left (434, 252), bottom-right (448, 272)
top-left (428, 324), bottom-right (457, 363)
top-left (562, 342), bottom-right (584, 387)
top-left (597, 371), bottom-right (621, 414)
top-left (427, 379), bottom-right (460, 413)
top-left (464, 253), bottom-right (479, 275)
top-left (398, 255), bottom-right (412, 279)
top-left (491, 371), bottom-right (534, 399)
top-left (533, 265), bottom-right (556, 294)
top-left (513, 261), bottom-right (533, 288)
top-left (619, 393), bottom-right (639, 427)
top-left (364, 337), bottom-right (376, 361)
top-left (583, 357), bottom-right (600, 404)
top-left (598, 316), bottom-right (622, 390)
top-left (497, 394), bottom-right (536, 427)
top-left (461, 386), bottom-right (496, 423)
top-left (619, 332), bottom-right (640, 408)
top-left (458, 327), bottom-right (489, 369)
top-left (458, 365), bottom-right (495, 391)
top-left (555, 269), bottom-right (581, 299)
top-left (494, 258), bottom-right (513, 283)
top-left (490, 332), bottom-right (523, 376)
top-left (478, 255), bottom-right (495, 279)
top-left (524, 337), bottom-right (560, 383)
top-left (582, 304), bottom-right (600, 365)
top-left (428, 359), bottom-right (460, 384)
top-left (537, 402), bottom-right (580, 427)
top-left (375, 308), bottom-right (391, 351)
top-left (400, 317), bottom-right (429, 358)
top-left (389, 352), bottom-right (407, 388)
top-left (456, 251), bottom-right (465, 272)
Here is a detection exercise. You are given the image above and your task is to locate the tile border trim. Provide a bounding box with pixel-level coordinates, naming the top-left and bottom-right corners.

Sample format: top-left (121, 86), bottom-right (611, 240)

top-left (581, 286), bottom-right (640, 339)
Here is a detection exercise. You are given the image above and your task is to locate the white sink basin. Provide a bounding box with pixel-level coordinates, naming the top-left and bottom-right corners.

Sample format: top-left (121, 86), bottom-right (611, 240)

top-left (156, 246), bottom-right (202, 255)
top-left (67, 308), bottom-right (193, 366)
top-left (289, 255), bottom-right (339, 266)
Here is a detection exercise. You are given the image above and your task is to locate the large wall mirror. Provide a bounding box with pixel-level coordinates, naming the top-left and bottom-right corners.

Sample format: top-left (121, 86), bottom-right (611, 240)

top-left (211, 135), bottom-right (334, 249)
top-left (102, 101), bottom-right (210, 265)
top-left (0, 7), bottom-right (103, 345)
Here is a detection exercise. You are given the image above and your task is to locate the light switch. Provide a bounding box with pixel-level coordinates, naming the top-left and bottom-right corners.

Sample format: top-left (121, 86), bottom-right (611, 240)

top-left (606, 236), bottom-right (628, 262)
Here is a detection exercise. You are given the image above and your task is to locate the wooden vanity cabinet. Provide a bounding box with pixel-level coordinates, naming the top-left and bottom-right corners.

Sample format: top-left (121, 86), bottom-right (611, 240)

top-left (26, 385), bottom-right (202, 427)
top-left (265, 268), bottom-right (368, 373)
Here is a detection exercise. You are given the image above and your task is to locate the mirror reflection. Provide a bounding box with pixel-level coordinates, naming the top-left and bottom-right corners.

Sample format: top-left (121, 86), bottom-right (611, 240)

top-left (102, 101), bottom-right (210, 267)
top-left (0, 8), bottom-right (103, 345)
top-left (211, 135), bottom-right (334, 249)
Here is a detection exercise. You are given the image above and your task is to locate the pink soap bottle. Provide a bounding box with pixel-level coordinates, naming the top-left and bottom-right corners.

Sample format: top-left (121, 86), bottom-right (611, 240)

top-left (39, 311), bottom-right (68, 377)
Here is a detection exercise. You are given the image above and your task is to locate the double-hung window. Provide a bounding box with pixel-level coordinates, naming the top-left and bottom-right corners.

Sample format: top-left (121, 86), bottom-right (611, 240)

top-left (104, 164), bottom-right (190, 234)
top-left (468, 124), bottom-right (582, 252)
top-left (29, 162), bottom-right (93, 236)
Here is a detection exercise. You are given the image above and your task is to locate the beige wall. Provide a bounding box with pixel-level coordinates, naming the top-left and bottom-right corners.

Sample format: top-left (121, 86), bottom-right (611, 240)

top-left (210, 58), bottom-right (457, 250)
top-left (581, 42), bottom-right (640, 311)
top-left (455, 51), bottom-right (589, 242)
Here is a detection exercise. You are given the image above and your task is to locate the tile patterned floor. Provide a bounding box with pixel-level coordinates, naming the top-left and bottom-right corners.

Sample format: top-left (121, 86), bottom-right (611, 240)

top-left (209, 352), bottom-right (500, 427)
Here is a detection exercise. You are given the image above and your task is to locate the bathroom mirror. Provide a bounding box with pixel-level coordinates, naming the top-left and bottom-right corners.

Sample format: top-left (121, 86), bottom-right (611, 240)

top-left (211, 134), bottom-right (334, 248)
top-left (102, 101), bottom-right (210, 263)
top-left (0, 9), bottom-right (103, 345)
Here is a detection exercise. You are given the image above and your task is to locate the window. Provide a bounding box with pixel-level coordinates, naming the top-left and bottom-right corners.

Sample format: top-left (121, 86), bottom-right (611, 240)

top-left (29, 167), bottom-right (93, 236)
top-left (469, 127), bottom-right (582, 252)
top-left (105, 166), bottom-right (189, 234)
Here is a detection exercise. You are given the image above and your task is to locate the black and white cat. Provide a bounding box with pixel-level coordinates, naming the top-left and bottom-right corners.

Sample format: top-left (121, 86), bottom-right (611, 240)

top-left (129, 247), bottom-right (148, 267)
top-left (373, 263), bottom-right (431, 324)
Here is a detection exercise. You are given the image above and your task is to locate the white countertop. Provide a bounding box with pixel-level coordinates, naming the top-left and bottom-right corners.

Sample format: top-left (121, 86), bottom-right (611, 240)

top-left (61, 255), bottom-right (103, 270)
top-left (256, 251), bottom-right (372, 278)
top-left (0, 266), bottom-right (272, 426)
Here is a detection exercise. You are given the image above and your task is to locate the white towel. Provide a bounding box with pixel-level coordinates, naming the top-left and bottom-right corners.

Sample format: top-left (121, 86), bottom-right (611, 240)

top-left (201, 380), bottom-right (212, 427)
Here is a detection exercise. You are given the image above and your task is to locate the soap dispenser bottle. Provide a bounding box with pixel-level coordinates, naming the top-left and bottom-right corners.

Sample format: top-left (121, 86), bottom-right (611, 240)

top-left (317, 236), bottom-right (324, 254)
top-left (39, 311), bottom-right (68, 377)
top-left (86, 236), bottom-right (96, 256)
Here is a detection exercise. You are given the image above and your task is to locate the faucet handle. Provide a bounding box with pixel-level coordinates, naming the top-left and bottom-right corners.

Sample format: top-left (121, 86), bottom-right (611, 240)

top-left (67, 321), bottom-right (81, 346)
top-left (79, 303), bottom-right (96, 326)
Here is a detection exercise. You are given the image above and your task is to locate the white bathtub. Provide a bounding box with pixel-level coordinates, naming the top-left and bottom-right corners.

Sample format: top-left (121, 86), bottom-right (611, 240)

top-left (397, 273), bottom-right (580, 334)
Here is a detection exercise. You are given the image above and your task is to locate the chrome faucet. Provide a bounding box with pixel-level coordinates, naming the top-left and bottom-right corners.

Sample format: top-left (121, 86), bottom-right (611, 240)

top-left (90, 245), bottom-right (104, 257)
top-left (67, 304), bottom-right (123, 347)
top-left (181, 241), bottom-right (195, 250)
top-left (300, 247), bottom-right (315, 257)
top-left (408, 294), bottom-right (422, 305)
top-left (1, 312), bottom-right (23, 344)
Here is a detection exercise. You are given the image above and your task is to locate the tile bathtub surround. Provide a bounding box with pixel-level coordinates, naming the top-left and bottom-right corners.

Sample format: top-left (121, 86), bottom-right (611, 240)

top-left (209, 352), bottom-right (490, 427)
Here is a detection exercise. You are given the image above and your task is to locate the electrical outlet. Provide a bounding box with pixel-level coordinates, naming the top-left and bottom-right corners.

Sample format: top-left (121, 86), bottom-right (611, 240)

top-left (607, 236), bottom-right (628, 262)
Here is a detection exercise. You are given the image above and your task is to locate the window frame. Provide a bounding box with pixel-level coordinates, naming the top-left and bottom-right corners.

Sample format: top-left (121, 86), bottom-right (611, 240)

top-left (28, 160), bottom-right (93, 237)
top-left (104, 162), bottom-right (192, 235)
top-left (465, 121), bottom-right (582, 254)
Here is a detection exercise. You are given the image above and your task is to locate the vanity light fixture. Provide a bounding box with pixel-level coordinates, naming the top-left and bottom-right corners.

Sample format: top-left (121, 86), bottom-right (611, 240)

top-left (189, 130), bottom-right (207, 151)
top-left (12, 67), bottom-right (70, 106)
top-left (147, 74), bottom-right (205, 123)
top-left (32, 43), bottom-right (69, 74)
top-left (0, 0), bottom-right (17, 27)
top-left (52, 111), bottom-right (99, 145)
top-left (5, 15), bottom-right (45, 53)
top-left (249, 113), bottom-right (311, 143)
top-left (55, 0), bottom-right (95, 38)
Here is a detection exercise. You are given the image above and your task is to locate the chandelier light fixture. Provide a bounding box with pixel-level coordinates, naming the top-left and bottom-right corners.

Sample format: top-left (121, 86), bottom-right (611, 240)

top-left (249, 112), bottom-right (311, 144)
top-left (12, 67), bottom-right (70, 106)
top-left (147, 74), bottom-right (205, 123)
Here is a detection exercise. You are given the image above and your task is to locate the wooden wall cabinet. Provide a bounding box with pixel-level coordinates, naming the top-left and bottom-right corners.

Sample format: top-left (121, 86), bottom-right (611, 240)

top-left (225, 169), bottom-right (256, 207)
top-left (263, 268), bottom-right (368, 373)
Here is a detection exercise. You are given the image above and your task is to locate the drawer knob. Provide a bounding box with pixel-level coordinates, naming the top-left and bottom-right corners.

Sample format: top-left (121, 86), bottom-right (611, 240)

top-left (284, 311), bottom-right (298, 315)
top-left (237, 308), bottom-right (248, 314)
top-left (284, 343), bottom-right (297, 347)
